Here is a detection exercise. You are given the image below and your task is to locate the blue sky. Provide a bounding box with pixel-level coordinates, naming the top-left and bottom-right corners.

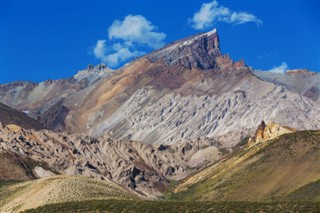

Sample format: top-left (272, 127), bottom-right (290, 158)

top-left (1, 0), bottom-right (319, 83)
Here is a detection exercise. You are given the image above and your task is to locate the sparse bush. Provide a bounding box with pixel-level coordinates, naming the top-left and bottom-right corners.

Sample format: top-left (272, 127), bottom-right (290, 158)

top-left (22, 200), bottom-right (320, 213)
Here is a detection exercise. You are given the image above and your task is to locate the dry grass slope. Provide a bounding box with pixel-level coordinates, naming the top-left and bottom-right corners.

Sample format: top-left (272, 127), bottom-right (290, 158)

top-left (172, 130), bottom-right (320, 202)
top-left (0, 175), bottom-right (141, 213)
top-left (24, 200), bottom-right (320, 213)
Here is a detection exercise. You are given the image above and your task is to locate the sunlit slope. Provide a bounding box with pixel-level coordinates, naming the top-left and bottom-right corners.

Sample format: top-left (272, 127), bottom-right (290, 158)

top-left (0, 175), bottom-right (141, 213)
top-left (172, 130), bottom-right (320, 202)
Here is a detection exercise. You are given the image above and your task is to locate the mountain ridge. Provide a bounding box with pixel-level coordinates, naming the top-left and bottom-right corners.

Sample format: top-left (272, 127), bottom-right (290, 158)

top-left (1, 29), bottom-right (319, 147)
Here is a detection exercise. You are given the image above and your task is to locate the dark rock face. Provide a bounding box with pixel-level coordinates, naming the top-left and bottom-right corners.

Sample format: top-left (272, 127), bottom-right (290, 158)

top-left (182, 143), bottom-right (193, 155)
top-left (0, 103), bottom-right (43, 130)
top-left (34, 99), bottom-right (69, 132)
top-left (304, 86), bottom-right (320, 102)
top-left (158, 144), bottom-right (170, 151)
top-left (146, 29), bottom-right (247, 71)
top-left (96, 63), bottom-right (107, 70)
top-left (146, 29), bottom-right (222, 70)
top-left (257, 120), bottom-right (267, 131)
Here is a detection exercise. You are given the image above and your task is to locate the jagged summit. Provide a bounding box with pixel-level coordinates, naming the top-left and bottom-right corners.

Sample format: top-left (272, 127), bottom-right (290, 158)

top-left (87, 63), bottom-right (109, 71)
top-left (146, 28), bottom-right (221, 69)
top-left (73, 63), bottom-right (112, 85)
top-left (145, 28), bottom-right (247, 71)
top-left (204, 28), bottom-right (217, 37)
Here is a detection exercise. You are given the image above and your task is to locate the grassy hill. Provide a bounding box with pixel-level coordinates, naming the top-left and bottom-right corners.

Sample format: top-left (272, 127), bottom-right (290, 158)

top-left (0, 175), bottom-right (141, 213)
top-left (171, 130), bottom-right (320, 202)
top-left (286, 179), bottom-right (320, 201)
top-left (23, 200), bottom-right (320, 213)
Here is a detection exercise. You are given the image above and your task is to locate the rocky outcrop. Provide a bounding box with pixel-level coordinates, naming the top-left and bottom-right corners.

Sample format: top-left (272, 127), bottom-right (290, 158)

top-left (249, 121), bottom-right (295, 145)
top-left (0, 124), bottom-right (223, 197)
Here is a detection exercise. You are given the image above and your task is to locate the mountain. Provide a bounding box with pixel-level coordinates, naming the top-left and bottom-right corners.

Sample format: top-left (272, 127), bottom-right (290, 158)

top-left (253, 69), bottom-right (320, 103)
top-left (172, 123), bottom-right (320, 202)
top-left (1, 28), bottom-right (320, 212)
top-left (0, 64), bottom-right (112, 132)
top-left (1, 29), bottom-right (319, 148)
top-left (0, 103), bottom-right (43, 130)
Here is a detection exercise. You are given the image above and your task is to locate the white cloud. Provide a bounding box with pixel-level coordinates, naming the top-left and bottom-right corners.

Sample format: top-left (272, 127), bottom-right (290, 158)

top-left (108, 15), bottom-right (166, 49)
top-left (92, 15), bottom-right (166, 68)
top-left (230, 12), bottom-right (262, 25)
top-left (93, 41), bottom-right (145, 67)
top-left (190, 0), bottom-right (262, 30)
top-left (93, 40), bottom-right (107, 59)
top-left (267, 62), bottom-right (288, 74)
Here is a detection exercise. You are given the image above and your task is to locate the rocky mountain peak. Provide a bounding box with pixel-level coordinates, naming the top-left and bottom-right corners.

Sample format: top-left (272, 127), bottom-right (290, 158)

top-left (86, 63), bottom-right (108, 71)
top-left (146, 28), bottom-right (246, 71)
top-left (73, 63), bottom-right (112, 86)
top-left (146, 28), bottom-right (223, 70)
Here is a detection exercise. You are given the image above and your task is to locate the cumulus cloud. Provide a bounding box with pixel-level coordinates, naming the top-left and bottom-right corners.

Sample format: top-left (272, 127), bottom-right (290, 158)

top-left (108, 15), bottom-right (166, 49)
top-left (93, 40), bottom-right (107, 59)
top-left (267, 62), bottom-right (288, 74)
top-left (190, 0), bottom-right (262, 30)
top-left (94, 41), bottom-right (145, 67)
top-left (92, 15), bottom-right (166, 67)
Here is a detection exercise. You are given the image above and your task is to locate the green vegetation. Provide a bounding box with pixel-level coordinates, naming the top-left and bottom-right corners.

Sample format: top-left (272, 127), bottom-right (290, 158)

top-left (23, 200), bottom-right (320, 213)
top-left (160, 179), bottom-right (179, 200)
top-left (0, 179), bottom-right (22, 188)
top-left (171, 130), bottom-right (320, 202)
top-left (287, 179), bottom-right (320, 201)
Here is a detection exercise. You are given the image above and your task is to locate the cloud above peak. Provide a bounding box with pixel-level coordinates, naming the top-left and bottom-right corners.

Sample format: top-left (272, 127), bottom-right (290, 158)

top-left (267, 62), bottom-right (288, 74)
top-left (93, 40), bottom-right (145, 67)
top-left (92, 15), bottom-right (166, 68)
top-left (108, 15), bottom-right (166, 49)
top-left (190, 0), bottom-right (262, 30)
